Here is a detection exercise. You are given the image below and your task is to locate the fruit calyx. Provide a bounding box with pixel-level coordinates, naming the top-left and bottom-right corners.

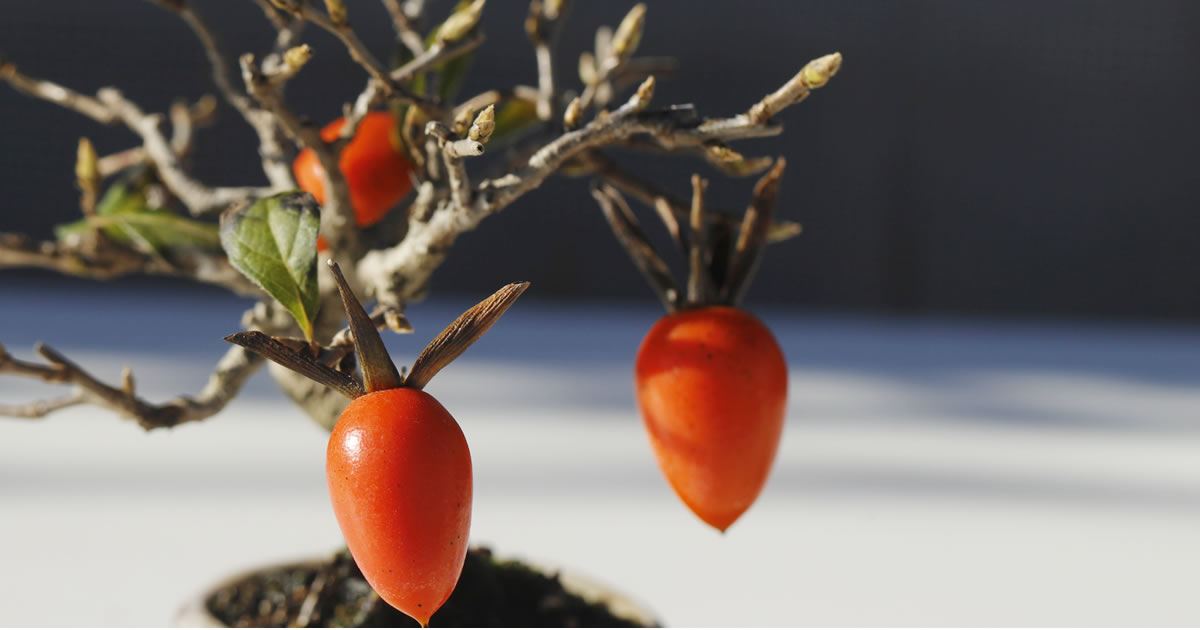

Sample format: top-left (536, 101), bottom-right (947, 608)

top-left (226, 260), bottom-right (528, 399)
top-left (592, 157), bottom-right (794, 312)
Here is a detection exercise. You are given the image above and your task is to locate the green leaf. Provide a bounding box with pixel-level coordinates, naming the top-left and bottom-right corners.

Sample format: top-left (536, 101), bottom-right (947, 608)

top-left (489, 98), bottom-right (539, 146)
top-left (89, 212), bottom-right (221, 251)
top-left (421, 0), bottom-right (475, 102)
top-left (411, 71), bottom-right (428, 97)
top-left (220, 191), bottom-right (322, 341)
top-left (437, 52), bottom-right (473, 104)
top-left (54, 219), bottom-right (90, 242)
top-left (53, 167), bottom-right (220, 254)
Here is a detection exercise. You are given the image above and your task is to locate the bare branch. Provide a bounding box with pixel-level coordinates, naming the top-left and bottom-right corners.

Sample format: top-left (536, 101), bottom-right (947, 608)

top-left (611, 56), bottom-right (677, 89)
top-left (97, 88), bottom-right (276, 215)
top-left (359, 51), bottom-right (839, 308)
top-left (251, 0), bottom-right (294, 33)
top-left (390, 30), bottom-right (485, 85)
top-left (2, 59), bottom-right (278, 214)
top-left (526, 0), bottom-right (570, 121)
top-left (148, 0), bottom-right (252, 114)
top-left (748, 52), bottom-right (842, 125)
top-left (0, 340), bottom-right (264, 430)
top-left (146, 2), bottom-right (297, 189)
top-left (426, 120), bottom-right (484, 210)
top-left (380, 0), bottom-right (427, 57)
top-left (0, 232), bottom-right (262, 296)
top-left (281, 1), bottom-right (444, 117)
top-left (0, 391), bottom-right (87, 418)
top-left (240, 54), bottom-right (361, 258)
top-left (300, 3), bottom-right (391, 86)
top-left (0, 57), bottom-right (114, 123)
top-left (337, 78), bottom-right (387, 147)
top-left (357, 77), bottom-right (654, 306)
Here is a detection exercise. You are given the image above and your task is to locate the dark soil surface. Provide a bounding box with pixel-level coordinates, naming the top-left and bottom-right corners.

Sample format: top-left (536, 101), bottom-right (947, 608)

top-left (207, 546), bottom-right (653, 627)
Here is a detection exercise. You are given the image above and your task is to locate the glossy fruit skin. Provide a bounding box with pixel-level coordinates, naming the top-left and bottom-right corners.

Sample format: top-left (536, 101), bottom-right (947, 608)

top-left (327, 388), bottom-right (472, 627)
top-left (293, 111), bottom-right (412, 230)
top-left (635, 306), bottom-right (787, 532)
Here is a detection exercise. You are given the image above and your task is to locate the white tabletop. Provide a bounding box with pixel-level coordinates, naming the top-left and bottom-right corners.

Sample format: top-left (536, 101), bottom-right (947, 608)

top-left (2, 288), bottom-right (1199, 626)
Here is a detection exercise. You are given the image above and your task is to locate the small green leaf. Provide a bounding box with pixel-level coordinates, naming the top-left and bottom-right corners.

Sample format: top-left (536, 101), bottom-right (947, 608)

top-left (220, 191), bottom-right (322, 341)
top-left (94, 168), bottom-right (153, 218)
top-left (420, 0), bottom-right (475, 102)
top-left (489, 98), bottom-right (539, 146)
top-left (437, 52), bottom-right (473, 104)
top-left (54, 167), bottom-right (220, 254)
top-left (89, 212), bottom-right (221, 251)
top-left (54, 219), bottom-right (90, 242)
top-left (411, 71), bottom-right (428, 97)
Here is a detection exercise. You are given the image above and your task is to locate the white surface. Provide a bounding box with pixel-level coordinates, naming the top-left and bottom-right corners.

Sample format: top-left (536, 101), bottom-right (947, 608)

top-left (2, 290), bottom-right (1200, 626)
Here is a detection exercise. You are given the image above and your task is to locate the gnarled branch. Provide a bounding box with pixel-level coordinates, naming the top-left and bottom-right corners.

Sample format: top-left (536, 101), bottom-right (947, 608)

top-left (0, 340), bottom-right (263, 430)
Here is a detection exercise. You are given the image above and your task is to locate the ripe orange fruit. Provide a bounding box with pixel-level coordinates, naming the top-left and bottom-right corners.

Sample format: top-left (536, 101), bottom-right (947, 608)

top-left (635, 306), bottom-right (787, 532)
top-left (327, 388), bottom-right (472, 627)
top-left (293, 111), bottom-right (412, 247)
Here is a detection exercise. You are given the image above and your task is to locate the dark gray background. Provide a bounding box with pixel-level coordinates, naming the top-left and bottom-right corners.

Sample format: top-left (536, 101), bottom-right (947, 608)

top-left (3, 1), bottom-right (1199, 321)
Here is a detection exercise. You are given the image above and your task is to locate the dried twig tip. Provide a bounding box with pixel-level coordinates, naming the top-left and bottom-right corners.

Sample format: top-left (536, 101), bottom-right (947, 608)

top-left (634, 75), bottom-right (655, 106)
top-left (612, 3), bottom-right (646, 61)
top-left (563, 96), bottom-right (583, 129)
top-left (468, 104), bottom-right (495, 143)
top-left (578, 51), bottom-right (598, 86)
top-left (439, 0), bottom-right (486, 44)
top-left (802, 52), bottom-right (842, 89)
top-left (323, 0), bottom-right (348, 26)
top-left (119, 366), bottom-right (135, 396)
top-left (284, 45), bottom-right (313, 72)
top-left (75, 137), bottom-right (98, 183)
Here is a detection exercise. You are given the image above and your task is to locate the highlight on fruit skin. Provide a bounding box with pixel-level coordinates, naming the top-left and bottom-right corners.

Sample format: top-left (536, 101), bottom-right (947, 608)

top-left (226, 261), bottom-right (528, 626)
top-left (592, 161), bottom-right (795, 532)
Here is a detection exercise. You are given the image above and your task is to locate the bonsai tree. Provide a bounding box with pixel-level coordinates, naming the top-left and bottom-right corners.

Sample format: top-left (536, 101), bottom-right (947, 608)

top-left (0, 0), bottom-right (840, 626)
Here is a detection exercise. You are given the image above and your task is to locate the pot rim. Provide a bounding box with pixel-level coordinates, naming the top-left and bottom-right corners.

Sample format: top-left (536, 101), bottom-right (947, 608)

top-left (173, 550), bottom-right (662, 627)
